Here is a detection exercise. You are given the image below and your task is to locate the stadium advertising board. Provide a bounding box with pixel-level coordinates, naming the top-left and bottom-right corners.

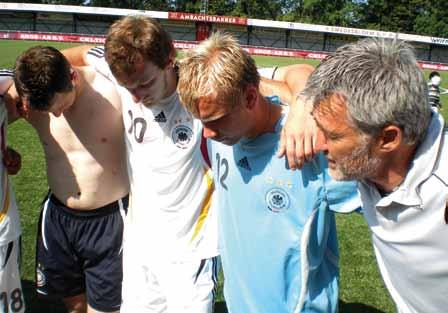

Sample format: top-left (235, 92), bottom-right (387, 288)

top-left (168, 12), bottom-right (247, 25)
top-left (2, 30), bottom-right (446, 71)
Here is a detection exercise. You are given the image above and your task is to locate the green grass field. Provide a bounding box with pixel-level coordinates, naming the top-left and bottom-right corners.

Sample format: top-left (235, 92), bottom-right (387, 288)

top-left (2, 39), bottom-right (448, 313)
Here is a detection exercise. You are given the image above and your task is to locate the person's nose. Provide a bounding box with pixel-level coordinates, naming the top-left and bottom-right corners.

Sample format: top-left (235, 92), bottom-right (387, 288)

top-left (320, 138), bottom-right (329, 153)
top-left (315, 131), bottom-right (329, 153)
top-left (52, 110), bottom-right (62, 117)
top-left (130, 88), bottom-right (146, 103)
top-left (203, 125), bottom-right (218, 139)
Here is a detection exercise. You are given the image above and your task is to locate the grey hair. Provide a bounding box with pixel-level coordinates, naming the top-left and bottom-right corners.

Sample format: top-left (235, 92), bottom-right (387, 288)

top-left (302, 38), bottom-right (431, 145)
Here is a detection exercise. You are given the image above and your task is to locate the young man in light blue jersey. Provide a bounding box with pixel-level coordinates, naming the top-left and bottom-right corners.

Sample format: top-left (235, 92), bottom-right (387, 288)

top-left (177, 32), bottom-right (361, 313)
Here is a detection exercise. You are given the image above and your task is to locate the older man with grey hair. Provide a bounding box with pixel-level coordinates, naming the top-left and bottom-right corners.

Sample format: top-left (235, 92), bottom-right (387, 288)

top-left (301, 37), bottom-right (448, 312)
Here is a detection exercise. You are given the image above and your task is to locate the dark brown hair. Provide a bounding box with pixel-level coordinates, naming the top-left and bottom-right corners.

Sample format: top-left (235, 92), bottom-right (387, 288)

top-left (14, 45), bottom-right (73, 111)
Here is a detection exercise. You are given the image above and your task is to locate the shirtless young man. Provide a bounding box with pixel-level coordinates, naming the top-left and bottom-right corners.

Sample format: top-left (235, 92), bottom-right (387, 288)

top-left (12, 46), bottom-right (129, 313)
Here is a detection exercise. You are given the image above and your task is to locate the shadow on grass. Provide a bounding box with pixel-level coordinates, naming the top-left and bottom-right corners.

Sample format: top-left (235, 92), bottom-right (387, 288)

top-left (214, 300), bottom-right (385, 313)
top-left (22, 280), bottom-right (385, 313)
top-left (339, 299), bottom-right (387, 313)
top-left (214, 301), bottom-right (228, 313)
top-left (23, 280), bottom-right (230, 313)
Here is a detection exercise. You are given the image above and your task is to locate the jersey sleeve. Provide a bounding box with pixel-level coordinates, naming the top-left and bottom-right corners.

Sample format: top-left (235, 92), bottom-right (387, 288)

top-left (316, 154), bottom-right (362, 213)
top-left (86, 46), bottom-right (115, 82)
top-left (325, 178), bottom-right (362, 213)
top-left (257, 67), bottom-right (278, 79)
top-left (0, 69), bottom-right (13, 96)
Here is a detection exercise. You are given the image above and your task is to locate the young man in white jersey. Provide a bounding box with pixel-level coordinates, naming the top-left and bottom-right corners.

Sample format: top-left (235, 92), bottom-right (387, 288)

top-left (12, 46), bottom-right (129, 313)
top-left (65, 15), bottom-right (219, 313)
top-left (0, 70), bottom-right (25, 313)
top-left (299, 38), bottom-right (448, 312)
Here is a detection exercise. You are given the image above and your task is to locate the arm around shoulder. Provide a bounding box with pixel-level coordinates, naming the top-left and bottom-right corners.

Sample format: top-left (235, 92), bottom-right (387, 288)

top-left (273, 64), bottom-right (326, 169)
top-left (259, 64), bottom-right (315, 105)
top-left (4, 83), bottom-right (23, 123)
top-left (62, 45), bottom-right (96, 67)
top-left (273, 63), bottom-right (315, 97)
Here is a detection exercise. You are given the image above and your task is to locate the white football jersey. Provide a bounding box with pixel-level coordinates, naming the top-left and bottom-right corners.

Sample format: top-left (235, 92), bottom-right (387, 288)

top-left (86, 48), bottom-right (218, 260)
top-left (0, 70), bottom-right (21, 246)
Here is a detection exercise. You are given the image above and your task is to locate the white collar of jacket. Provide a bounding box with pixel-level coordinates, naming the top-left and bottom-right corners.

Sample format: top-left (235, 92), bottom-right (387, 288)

top-left (359, 110), bottom-right (444, 210)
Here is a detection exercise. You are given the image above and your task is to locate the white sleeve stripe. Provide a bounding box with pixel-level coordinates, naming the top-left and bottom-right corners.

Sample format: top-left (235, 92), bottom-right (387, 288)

top-left (0, 70), bottom-right (13, 77)
top-left (92, 46), bottom-right (104, 53)
top-left (87, 51), bottom-right (103, 58)
top-left (88, 47), bottom-right (104, 58)
top-left (0, 72), bottom-right (13, 95)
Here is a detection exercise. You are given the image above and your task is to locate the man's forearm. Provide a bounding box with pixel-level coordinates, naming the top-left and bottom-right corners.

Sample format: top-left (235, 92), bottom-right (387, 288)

top-left (62, 45), bottom-right (95, 66)
top-left (259, 77), bottom-right (293, 105)
top-left (259, 63), bottom-right (315, 105)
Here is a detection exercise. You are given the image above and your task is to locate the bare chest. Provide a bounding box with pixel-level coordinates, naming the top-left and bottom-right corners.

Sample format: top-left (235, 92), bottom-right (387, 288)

top-left (30, 97), bottom-right (123, 154)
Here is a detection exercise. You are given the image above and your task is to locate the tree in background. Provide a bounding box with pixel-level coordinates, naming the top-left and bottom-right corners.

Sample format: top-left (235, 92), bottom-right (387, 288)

top-left (413, 0), bottom-right (448, 37)
top-left (231, 0), bottom-right (284, 20)
top-left (207, 0), bottom-right (237, 16)
top-left (281, 0), bottom-right (360, 27)
top-left (357, 0), bottom-right (425, 33)
top-left (88, 0), bottom-right (170, 10)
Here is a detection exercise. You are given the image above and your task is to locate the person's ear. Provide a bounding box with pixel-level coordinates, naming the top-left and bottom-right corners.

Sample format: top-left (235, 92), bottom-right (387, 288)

top-left (70, 68), bottom-right (78, 86)
top-left (377, 125), bottom-right (403, 153)
top-left (17, 100), bottom-right (30, 119)
top-left (165, 49), bottom-right (176, 70)
top-left (244, 84), bottom-right (258, 110)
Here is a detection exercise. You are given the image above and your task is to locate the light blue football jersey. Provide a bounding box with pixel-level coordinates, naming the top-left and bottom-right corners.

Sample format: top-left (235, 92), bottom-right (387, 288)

top-left (208, 101), bottom-right (360, 313)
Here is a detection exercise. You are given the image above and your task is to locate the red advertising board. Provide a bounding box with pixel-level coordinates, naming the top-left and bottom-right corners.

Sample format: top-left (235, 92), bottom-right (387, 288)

top-left (168, 12), bottom-right (247, 25)
top-left (1, 31), bottom-right (447, 71)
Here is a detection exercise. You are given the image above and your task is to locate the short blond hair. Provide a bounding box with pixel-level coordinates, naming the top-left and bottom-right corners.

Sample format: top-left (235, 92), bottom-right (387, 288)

top-left (105, 15), bottom-right (174, 79)
top-left (178, 32), bottom-right (260, 117)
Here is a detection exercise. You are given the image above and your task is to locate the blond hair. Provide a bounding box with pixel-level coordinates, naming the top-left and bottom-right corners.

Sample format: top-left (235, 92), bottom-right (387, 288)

top-left (178, 32), bottom-right (259, 116)
top-left (105, 15), bottom-right (174, 79)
